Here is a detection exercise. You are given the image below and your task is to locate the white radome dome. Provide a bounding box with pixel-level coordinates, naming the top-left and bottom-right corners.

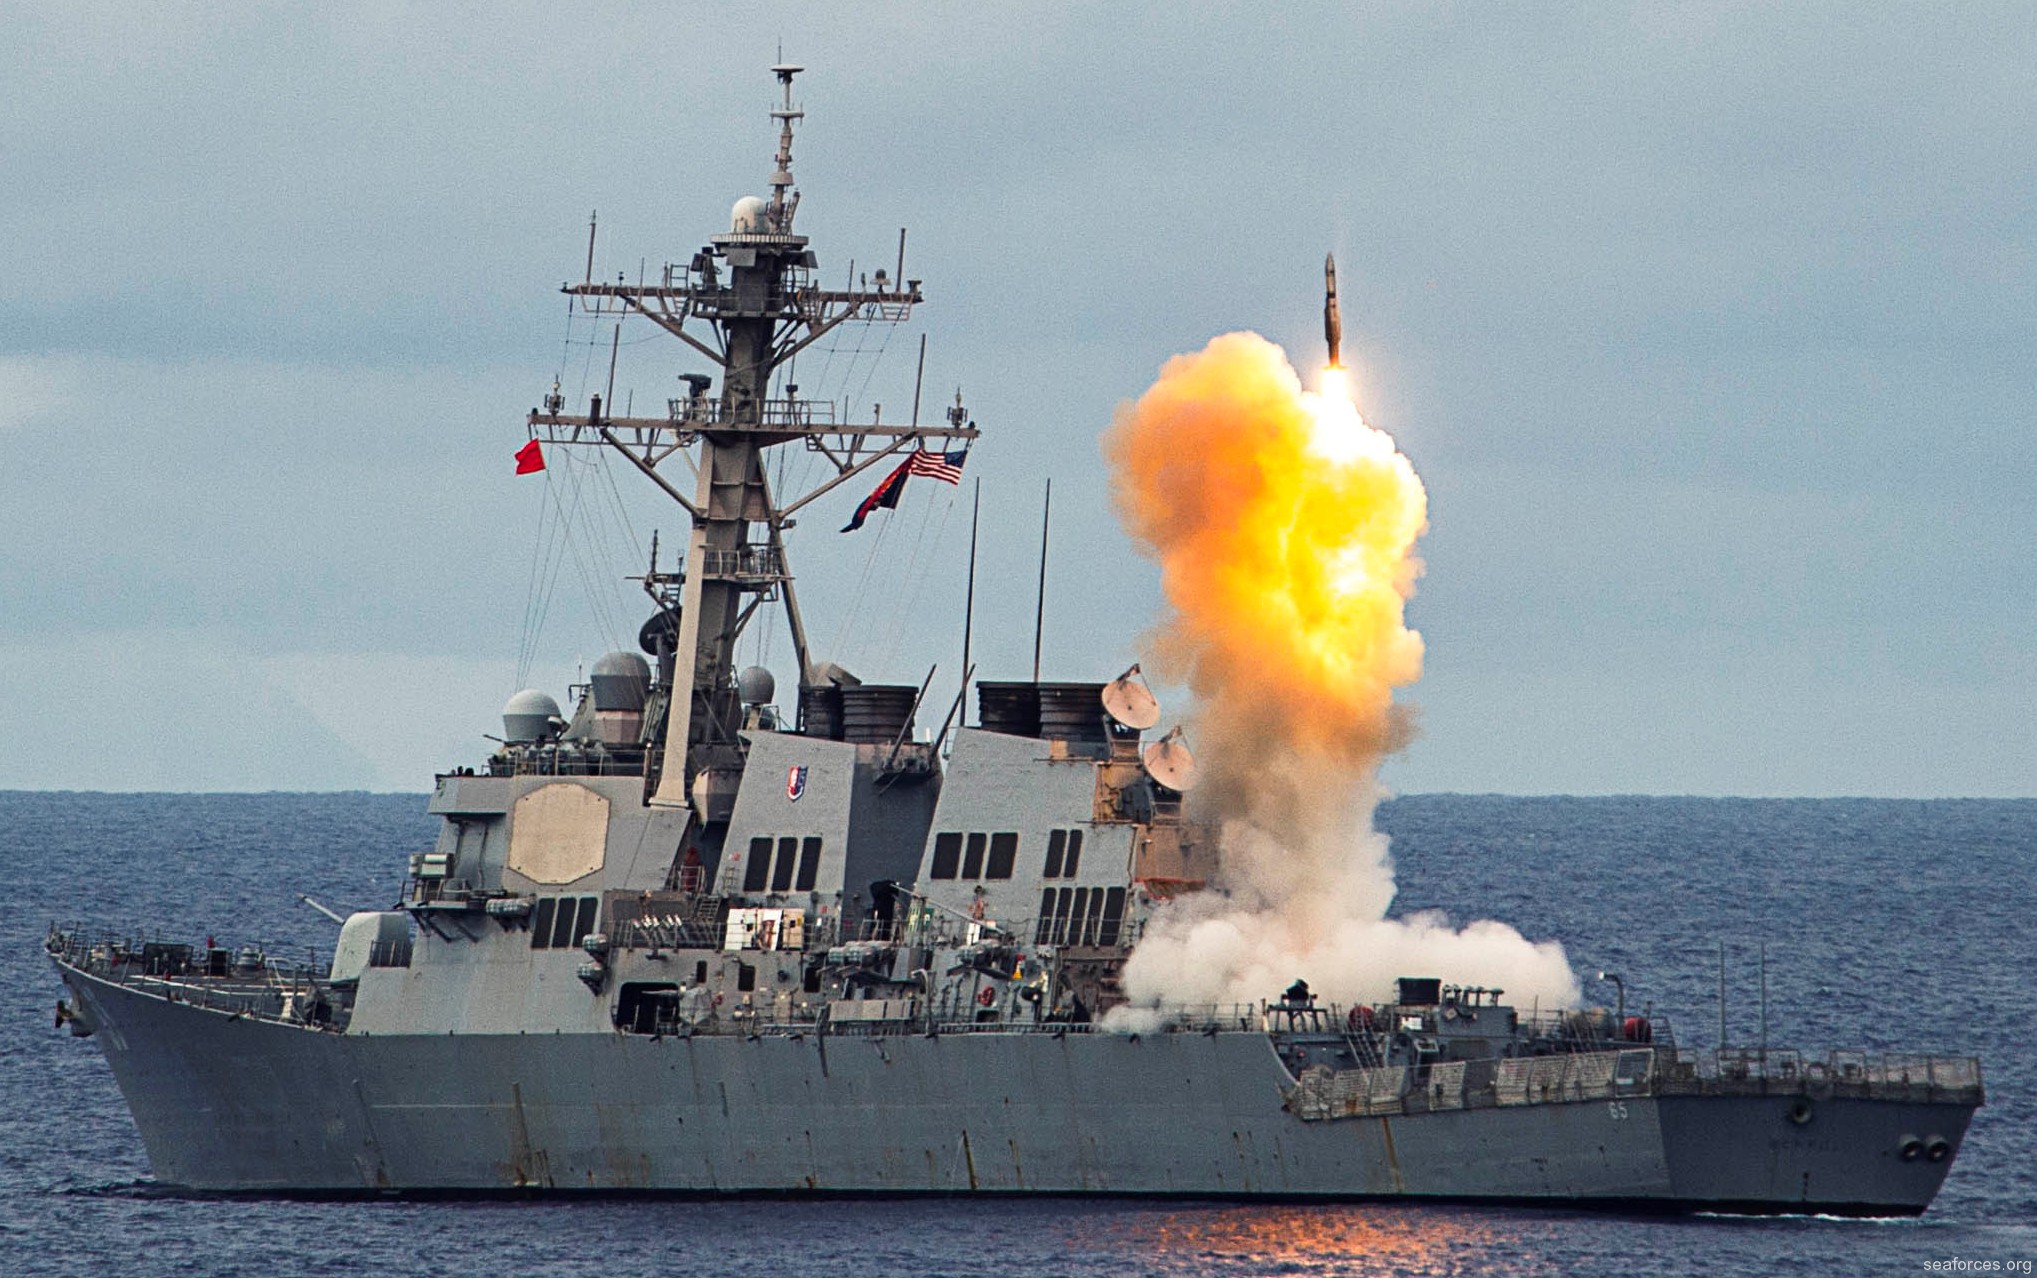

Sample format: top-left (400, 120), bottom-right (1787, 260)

top-left (737, 665), bottom-right (776, 706)
top-left (589, 651), bottom-right (651, 711)
top-left (730, 195), bottom-right (768, 233)
top-left (501, 689), bottom-right (563, 743)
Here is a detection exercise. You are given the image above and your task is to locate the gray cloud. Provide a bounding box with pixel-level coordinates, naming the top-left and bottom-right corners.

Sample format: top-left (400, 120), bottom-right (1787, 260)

top-left (1, 3), bottom-right (2030, 794)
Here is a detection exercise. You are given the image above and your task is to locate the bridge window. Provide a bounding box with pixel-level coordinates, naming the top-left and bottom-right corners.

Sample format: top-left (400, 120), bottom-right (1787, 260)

top-left (795, 837), bottom-right (822, 892)
top-left (531, 896), bottom-right (598, 950)
top-left (1098, 887), bottom-right (1126, 947)
top-left (739, 835), bottom-right (827, 895)
top-left (550, 896), bottom-right (580, 948)
top-left (935, 830), bottom-right (1021, 882)
top-left (1068, 888), bottom-right (1091, 945)
top-left (742, 837), bottom-right (772, 892)
top-left (986, 832), bottom-right (1018, 879)
top-left (930, 832), bottom-right (962, 879)
top-left (1042, 828), bottom-right (1085, 878)
top-left (771, 836), bottom-right (798, 892)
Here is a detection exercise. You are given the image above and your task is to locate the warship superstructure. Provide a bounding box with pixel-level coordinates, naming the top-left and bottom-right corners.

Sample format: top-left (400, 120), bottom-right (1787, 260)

top-left (49, 67), bottom-right (1982, 1213)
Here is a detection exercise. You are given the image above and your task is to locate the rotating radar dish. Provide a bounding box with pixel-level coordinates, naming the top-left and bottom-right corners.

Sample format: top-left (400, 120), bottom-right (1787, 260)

top-left (1101, 663), bottom-right (1161, 730)
top-left (638, 610), bottom-right (680, 656)
top-left (1141, 725), bottom-right (1199, 792)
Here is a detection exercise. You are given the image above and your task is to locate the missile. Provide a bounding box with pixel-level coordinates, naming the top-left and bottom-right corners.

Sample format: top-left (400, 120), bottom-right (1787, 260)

top-left (1323, 252), bottom-right (1343, 368)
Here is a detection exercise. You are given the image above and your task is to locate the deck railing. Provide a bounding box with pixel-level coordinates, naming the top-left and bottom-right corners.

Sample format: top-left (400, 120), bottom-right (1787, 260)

top-left (47, 925), bottom-right (344, 1032)
top-left (1653, 1046), bottom-right (1983, 1102)
top-left (44, 924), bottom-right (1989, 1113)
top-left (1288, 1043), bottom-right (1984, 1122)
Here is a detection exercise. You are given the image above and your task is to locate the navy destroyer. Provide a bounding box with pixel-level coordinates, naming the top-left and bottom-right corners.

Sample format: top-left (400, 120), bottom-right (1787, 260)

top-left (48, 66), bottom-right (1981, 1212)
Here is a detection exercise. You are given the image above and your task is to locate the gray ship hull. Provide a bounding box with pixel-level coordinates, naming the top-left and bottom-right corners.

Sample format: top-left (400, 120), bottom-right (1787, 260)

top-left (61, 963), bottom-right (1973, 1213)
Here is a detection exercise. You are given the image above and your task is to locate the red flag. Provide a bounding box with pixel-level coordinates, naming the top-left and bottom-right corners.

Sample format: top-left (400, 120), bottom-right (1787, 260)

top-left (841, 456), bottom-right (914, 532)
top-left (515, 439), bottom-right (545, 474)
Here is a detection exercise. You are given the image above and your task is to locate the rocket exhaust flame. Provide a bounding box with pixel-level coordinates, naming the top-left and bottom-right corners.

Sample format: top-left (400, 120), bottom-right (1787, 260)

top-left (1104, 331), bottom-right (1578, 1016)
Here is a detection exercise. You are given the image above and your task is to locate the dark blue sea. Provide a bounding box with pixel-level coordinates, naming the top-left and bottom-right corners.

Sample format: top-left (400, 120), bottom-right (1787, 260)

top-left (1, 792), bottom-right (2029, 1276)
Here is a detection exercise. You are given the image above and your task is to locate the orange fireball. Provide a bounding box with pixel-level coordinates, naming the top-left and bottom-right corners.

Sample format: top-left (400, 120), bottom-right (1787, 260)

top-left (1106, 330), bottom-right (1579, 1013)
top-left (1105, 331), bottom-right (1427, 784)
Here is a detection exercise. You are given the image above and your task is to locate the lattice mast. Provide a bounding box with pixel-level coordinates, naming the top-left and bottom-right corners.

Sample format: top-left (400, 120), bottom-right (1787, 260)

top-left (528, 64), bottom-right (978, 809)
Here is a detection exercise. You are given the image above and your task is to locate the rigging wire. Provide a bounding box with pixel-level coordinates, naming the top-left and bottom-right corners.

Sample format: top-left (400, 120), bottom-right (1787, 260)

top-left (849, 319), bottom-right (898, 425)
top-left (777, 299), bottom-right (912, 672)
top-left (520, 469), bottom-right (580, 687)
top-left (522, 297), bottom-right (663, 684)
top-left (825, 301), bottom-right (878, 417)
top-left (825, 495), bottom-right (897, 671)
top-left (523, 450), bottom-right (631, 685)
top-left (809, 259), bottom-right (853, 391)
top-left (519, 294), bottom-right (590, 687)
top-left (596, 446), bottom-right (644, 560)
top-left (576, 449), bottom-right (641, 648)
top-left (872, 480), bottom-right (959, 670)
top-left (515, 462), bottom-right (556, 688)
top-left (525, 264), bottom-right (939, 696)
top-left (527, 465), bottom-right (587, 669)
top-left (560, 449), bottom-right (632, 656)
top-left (577, 331), bottom-right (600, 404)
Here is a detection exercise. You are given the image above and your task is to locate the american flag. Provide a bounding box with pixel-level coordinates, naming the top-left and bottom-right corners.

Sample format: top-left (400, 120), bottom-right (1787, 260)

top-left (842, 448), bottom-right (969, 532)
top-left (907, 449), bottom-right (968, 485)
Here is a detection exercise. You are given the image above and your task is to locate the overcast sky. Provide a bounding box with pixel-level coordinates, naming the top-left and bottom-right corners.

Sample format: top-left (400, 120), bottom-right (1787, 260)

top-left (2, 3), bottom-right (2031, 796)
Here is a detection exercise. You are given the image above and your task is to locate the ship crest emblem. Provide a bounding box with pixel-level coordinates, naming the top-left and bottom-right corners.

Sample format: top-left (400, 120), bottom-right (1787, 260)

top-left (786, 765), bottom-right (808, 802)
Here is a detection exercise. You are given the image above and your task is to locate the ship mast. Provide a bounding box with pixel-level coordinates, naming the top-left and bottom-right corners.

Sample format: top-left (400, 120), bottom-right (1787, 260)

top-left (528, 65), bottom-right (977, 811)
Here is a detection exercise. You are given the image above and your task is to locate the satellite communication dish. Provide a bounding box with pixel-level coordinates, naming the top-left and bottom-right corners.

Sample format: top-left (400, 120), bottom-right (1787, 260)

top-left (1141, 725), bottom-right (1200, 792)
top-left (1101, 663), bottom-right (1162, 731)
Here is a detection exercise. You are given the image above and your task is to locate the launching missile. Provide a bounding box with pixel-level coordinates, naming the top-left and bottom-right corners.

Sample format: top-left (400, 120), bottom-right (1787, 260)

top-left (1323, 252), bottom-right (1343, 368)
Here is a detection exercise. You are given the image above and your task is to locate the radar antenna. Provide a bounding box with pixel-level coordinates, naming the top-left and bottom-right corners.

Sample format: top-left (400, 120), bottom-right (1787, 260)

top-left (767, 62), bottom-right (804, 232)
top-left (1101, 663), bottom-right (1161, 731)
top-left (1141, 725), bottom-right (1200, 792)
top-left (526, 66), bottom-right (978, 813)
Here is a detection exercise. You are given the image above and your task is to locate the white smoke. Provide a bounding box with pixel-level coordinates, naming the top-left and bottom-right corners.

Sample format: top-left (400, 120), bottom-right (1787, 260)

top-left (1101, 334), bottom-right (1579, 1022)
top-left (1111, 779), bottom-right (1580, 1022)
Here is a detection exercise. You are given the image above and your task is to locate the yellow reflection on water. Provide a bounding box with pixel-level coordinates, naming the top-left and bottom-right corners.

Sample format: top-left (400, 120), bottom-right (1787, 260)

top-left (1072, 1204), bottom-right (1533, 1277)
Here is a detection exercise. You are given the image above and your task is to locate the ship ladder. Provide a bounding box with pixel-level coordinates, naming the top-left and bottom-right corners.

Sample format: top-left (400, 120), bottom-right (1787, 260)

top-left (1343, 1021), bottom-right (1384, 1070)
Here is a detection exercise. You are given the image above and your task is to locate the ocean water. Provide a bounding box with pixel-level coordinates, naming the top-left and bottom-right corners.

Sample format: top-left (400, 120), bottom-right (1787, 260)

top-left (1, 791), bottom-right (2029, 1276)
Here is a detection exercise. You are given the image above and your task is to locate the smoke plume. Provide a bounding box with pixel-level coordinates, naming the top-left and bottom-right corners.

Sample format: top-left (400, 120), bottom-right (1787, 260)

top-left (1104, 332), bottom-right (1578, 1015)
